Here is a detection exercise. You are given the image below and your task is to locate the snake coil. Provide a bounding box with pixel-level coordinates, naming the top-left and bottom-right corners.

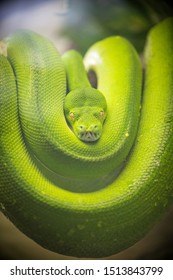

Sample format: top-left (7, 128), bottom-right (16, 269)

top-left (0, 18), bottom-right (173, 258)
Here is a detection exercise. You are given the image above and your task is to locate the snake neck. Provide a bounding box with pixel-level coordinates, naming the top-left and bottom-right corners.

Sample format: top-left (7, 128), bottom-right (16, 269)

top-left (62, 50), bottom-right (91, 90)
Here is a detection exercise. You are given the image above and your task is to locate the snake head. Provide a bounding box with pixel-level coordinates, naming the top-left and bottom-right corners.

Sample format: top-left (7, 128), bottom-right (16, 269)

top-left (64, 87), bottom-right (107, 142)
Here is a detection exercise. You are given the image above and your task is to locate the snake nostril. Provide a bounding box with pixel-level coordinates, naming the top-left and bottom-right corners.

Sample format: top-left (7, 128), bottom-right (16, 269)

top-left (89, 124), bottom-right (99, 132)
top-left (78, 124), bottom-right (86, 132)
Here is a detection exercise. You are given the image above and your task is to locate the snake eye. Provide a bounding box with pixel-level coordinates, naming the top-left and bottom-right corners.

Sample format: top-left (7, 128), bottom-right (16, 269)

top-left (99, 111), bottom-right (105, 120)
top-left (69, 112), bottom-right (75, 121)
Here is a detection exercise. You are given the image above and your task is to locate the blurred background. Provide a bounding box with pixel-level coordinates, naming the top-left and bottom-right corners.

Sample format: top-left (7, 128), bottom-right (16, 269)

top-left (1, 0), bottom-right (172, 54)
top-left (0, 0), bottom-right (173, 260)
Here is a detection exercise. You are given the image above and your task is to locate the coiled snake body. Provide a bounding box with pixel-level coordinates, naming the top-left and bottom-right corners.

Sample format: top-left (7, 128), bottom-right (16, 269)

top-left (0, 18), bottom-right (173, 257)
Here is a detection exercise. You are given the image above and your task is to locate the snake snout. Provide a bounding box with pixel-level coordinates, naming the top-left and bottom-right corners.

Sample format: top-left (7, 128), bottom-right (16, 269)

top-left (76, 123), bottom-right (101, 142)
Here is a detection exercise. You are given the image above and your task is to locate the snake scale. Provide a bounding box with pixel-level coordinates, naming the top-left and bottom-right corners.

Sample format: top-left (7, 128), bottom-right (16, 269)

top-left (0, 17), bottom-right (173, 258)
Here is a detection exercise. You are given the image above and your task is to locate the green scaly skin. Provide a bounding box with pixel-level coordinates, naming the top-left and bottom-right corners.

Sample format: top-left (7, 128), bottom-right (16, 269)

top-left (0, 17), bottom-right (173, 258)
top-left (63, 50), bottom-right (107, 142)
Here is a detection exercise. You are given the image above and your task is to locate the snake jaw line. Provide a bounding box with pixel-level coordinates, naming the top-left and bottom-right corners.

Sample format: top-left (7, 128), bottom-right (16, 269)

top-left (77, 125), bottom-right (102, 142)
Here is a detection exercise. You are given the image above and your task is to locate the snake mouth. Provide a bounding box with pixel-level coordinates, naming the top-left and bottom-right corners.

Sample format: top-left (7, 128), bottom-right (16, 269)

top-left (75, 122), bottom-right (102, 142)
top-left (78, 131), bottom-right (100, 142)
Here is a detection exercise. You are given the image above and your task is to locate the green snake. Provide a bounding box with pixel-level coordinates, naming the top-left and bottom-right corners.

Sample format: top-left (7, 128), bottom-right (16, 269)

top-left (0, 17), bottom-right (173, 258)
